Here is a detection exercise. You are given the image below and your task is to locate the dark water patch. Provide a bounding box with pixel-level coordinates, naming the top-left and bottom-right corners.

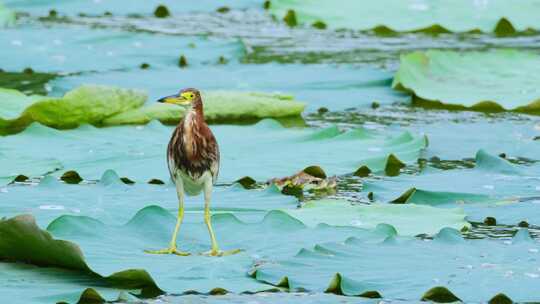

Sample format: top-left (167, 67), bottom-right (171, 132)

top-left (0, 70), bottom-right (56, 95)
top-left (305, 105), bottom-right (536, 129)
top-left (502, 155), bottom-right (538, 166)
top-left (326, 176), bottom-right (366, 203)
top-left (418, 157), bottom-right (476, 171)
top-left (464, 221), bottom-right (540, 240)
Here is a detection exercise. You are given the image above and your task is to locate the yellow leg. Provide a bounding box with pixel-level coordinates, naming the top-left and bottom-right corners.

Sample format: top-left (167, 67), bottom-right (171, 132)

top-left (205, 204), bottom-right (219, 253)
top-left (201, 177), bottom-right (242, 257)
top-left (145, 181), bottom-right (190, 256)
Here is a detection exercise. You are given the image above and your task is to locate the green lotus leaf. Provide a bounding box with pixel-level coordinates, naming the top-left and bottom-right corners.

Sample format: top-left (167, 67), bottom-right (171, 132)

top-left (252, 227), bottom-right (539, 302)
top-left (0, 120), bottom-right (427, 184)
top-left (282, 199), bottom-right (469, 236)
top-left (52, 63), bottom-right (408, 112)
top-left (364, 150), bottom-right (540, 226)
top-left (0, 84), bottom-right (306, 134)
top-left (0, 155), bottom-right (62, 187)
top-left (0, 214), bottom-right (160, 303)
top-left (0, 3), bottom-right (15, 27)
top-left (0, 85), bottom-right (147, 134)
top-left (102, 91), bottom-right (305, 125)
top-left (392, 50), bottom-right (540, 114)
top-left (0, 85), bottom-right (307, 134)
top-left (0, 171), bottom-right (479, 303)
top-left (0, 170), bottom-right (297, 226)
top-left (268, 0), bottom-right (540, 33)
top-left (0, 262), bottom-right (129, 304)
top-left (0, 204), bottom-right (407, 302)
top-left (0, 70), bottom-right (56, 96)
top-left (417, 119), bottom-right (540, 162)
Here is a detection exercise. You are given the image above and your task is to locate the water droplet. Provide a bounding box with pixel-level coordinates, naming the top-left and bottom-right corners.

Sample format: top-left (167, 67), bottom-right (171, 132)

top-left (349, 219), bottom-right (363, 226)
top-left (39, 205), bottom-right (65, 210)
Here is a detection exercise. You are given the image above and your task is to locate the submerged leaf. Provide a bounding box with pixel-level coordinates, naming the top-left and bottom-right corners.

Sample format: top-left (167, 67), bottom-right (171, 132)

top-left (421, 286), bottom-right (461, 303)
top-left (488, 293), bottom-right (513, 304)
top-left (60, 171), bottom-right (83, 184)
top-left (77, 288), bottom-right (106, 304)
top-left (384, 154), bottom-right (405, 176)
top-left (153, 5), bottom-right (170, 18)
top-left (234, 176), bottom-right (257, 189)
top-left (302, 166), bottom-right (326, 179)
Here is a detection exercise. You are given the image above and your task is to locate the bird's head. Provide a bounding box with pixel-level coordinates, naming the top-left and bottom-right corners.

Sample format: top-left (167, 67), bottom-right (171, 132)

top-left (157, 88), bottom-right (201, 107)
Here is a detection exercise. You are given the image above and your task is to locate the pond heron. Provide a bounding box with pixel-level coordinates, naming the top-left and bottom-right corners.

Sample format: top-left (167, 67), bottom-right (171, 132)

top-left (145, 88), bottom-right (241, 257)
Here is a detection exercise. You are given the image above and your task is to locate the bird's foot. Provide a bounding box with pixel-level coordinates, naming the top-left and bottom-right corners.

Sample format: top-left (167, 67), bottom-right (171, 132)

top-left (144, 247), bottom-right (191, 256)
top-left (200, 248), bottom-right (243, 257)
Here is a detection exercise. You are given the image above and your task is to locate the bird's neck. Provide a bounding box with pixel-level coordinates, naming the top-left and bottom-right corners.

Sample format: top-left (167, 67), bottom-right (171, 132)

top-left (192, 98), bottom-right (204, 120)
top-left (183, 100), bottom-right (205, 127)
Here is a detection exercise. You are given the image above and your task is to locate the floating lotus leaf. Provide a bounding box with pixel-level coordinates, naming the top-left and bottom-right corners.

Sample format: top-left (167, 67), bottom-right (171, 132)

top-left (0, 170), bottom-right (297, 226)
top-left (0, 3), bottom-right (15, 27)
top-left (393, 50), bottom-right (540, 114)
top-left (0, 85), bottom-right (146, 134)
top-left (0, 120), bottom-right (427, 184)
top-left (0, 167), bottom-right (476, 303)
top-left (283, 199), bottom-right (469, 236)
top-left (252, 228), bottom-right (540, 302)
top-left (364, 150), bottom-right (540, 226)
top-left (0, 205), bottom-right (402, 302)
top-left (0, 155), bottom-right (61, 187)
top-left (51, 64), bottom-right (408, 111)
top-left (0, 262), bottom-right (128, 304)
top-left (407, 119), bottom-right (540, 161)
top-left (0, 86), bottom-right (305, 134)
top-left (268, 0), bottom-right (540, 33)
top-left (102, 91), bottom-right (305, 125)
top-left (0, 70), bottom-right (56, 95)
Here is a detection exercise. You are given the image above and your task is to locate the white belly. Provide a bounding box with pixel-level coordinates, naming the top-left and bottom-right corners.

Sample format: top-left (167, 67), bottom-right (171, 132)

top-left (174, 170), bottom-right (212, 196)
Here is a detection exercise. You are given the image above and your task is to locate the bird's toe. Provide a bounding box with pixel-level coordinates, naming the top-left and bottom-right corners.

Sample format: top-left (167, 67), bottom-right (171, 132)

top-left (145, 247), bottom-right (191, 256)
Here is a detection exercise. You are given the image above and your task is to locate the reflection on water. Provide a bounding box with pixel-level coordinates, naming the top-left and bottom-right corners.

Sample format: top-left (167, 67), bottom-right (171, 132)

top-left (464, 221), bottom-right (540, 240)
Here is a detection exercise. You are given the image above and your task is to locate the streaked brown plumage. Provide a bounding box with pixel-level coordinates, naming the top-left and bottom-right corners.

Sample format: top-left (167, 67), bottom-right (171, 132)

top-left (167, 89), bottom-right (219, 193)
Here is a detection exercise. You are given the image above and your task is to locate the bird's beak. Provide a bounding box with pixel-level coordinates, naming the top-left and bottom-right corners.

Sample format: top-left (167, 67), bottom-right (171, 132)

top-left (157, 94), bottom-right (191, 106)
